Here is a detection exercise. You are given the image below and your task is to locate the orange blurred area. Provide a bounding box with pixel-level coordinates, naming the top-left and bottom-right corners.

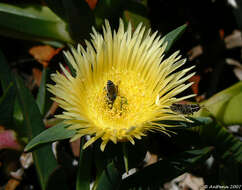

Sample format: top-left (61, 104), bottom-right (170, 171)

top-left (32, 68), bottom-right (42, 87)
top-left (29, 45), bottom-right (62, 68)
top-left (5, 179), bottom-right (20, 190)
top-left (189, 75), bottom-right (201, 95)
top-left (85, 0), bottom-right (98, 10)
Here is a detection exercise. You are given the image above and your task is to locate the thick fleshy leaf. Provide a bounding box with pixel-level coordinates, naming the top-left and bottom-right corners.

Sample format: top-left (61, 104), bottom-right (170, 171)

top-left (76, 138), bottom-right (93, 190)
top-left (120, 147), bottom-right (213, 189)
top-left (194, 122), bottom-right (242, 164)
top-left (198, 81), bottom-right (242, 125)
top-left (162, 24), bottom-right (187, 54)
top-left (96, 162), bottom-right (121, 190)
top-left (14, 75), bottom-right (58, 190)
top-left (25, 122), bottom-right (76, 152)
top-left (185, 121), bottom-right (242, 186)
top-left (0, 3), bottom-right (72, 45)
top-left (167, 120), bottom-right (242, 165)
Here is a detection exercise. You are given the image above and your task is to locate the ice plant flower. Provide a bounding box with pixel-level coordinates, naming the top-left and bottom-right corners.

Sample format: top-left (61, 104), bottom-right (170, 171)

top-left (47, 19), bottom-right (195, 151)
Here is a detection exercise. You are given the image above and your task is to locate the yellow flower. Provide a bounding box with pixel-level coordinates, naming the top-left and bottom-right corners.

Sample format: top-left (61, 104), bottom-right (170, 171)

top-left (47, 19), bottom-right (195, 151)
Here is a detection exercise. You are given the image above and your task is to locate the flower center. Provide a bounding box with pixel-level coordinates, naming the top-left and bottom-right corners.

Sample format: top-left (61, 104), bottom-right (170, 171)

top-left (85, 69), bottom-right (156, 130)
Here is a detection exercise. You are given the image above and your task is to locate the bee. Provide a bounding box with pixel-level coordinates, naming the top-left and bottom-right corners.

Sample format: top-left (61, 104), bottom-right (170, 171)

top-left (105, 80), bottom-right (118, 104)
top-left (170, 103), bottom-right (201, 115)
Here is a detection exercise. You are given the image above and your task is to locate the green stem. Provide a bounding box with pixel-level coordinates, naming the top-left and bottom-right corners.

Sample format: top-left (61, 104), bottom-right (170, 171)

top-left (122, 143), bottom-right (129, 174)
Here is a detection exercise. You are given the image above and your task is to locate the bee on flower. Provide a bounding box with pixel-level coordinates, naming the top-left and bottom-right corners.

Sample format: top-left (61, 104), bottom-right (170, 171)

top-left (105, 80), bottom-right (118, 107)
top-left (170, 103), bottom-right (201, 115)
top-left (47, 19), bottom-right (195, 151)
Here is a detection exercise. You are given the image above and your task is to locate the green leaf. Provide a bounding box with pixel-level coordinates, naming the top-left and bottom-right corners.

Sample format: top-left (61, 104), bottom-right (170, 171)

top-left (194, 122), bottom-right (242, 164)
top-left (24, 122), bottom-right (76, 152)
top-left (121, 141), bottom-right (148, 175)
top-left (13, 98), bottom-right (26, 138)
top-left (45, 0), bottom-right (95, 42)
top-left (124, 0), bottom-right (148, 18)
top-left (123, 141), bottom-right (147, 171)
top-left (0, 3), bottom-right (72, 44)
top-left (123, 10), bottom-right (150, 29)
top-left (122, 0), bottom-right (149, 28)
top-left (219, 161), bottom-right (240, 185)
top-left (0, 50), bottom-right (14, 90)
top-left (94, 0), bottom-right (124, 28)
top-left (93, 143), bottom-right (108, 189)
top-left (0, 83), bottom-right (15, 126)
top-left (76, 138), bottom-right (93, 190)
top-left (223, 93), bottom-right (242, 124)
top-left (0, 50), bottom-right (16, 126)
top-left (14, 74), bottom-right (58, 190)
top-left (232, 0), bottom-right (242, 30)
top-left (0, 50), bottom-right (27, 135)
top-left (159, 116), bottom-right (213, 130)
top-left (44, 0), bottom-right (67, 21)
top-left (96, 162), bottom-right (121, 190)
top-left (192, 116), bottom-right (213, 125)
top-left (198, 81), bottom-right (242, 125)
top-left (168, 119), bottom-right (242, 166)
top-left (93, 140), bottom-right (146, 185)
top-left (61, 0), bottom-right (95, 42)
top-left (46, 167), bottom-right (69, 190)
top-left (162, 24), bottom-right (187, 54)
top-left (36, 68), bottom-right (47, 115)
top-left (36, 68), bottom-right (53, 115)
top-left (122, 143), bottom-right (129, 173)
top-left (120, 147), bottom-right (213, 189)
